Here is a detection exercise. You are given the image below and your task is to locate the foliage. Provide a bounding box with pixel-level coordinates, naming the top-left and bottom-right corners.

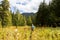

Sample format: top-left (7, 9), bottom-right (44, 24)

top-left (0, 0), bottom-right (12, 27)
top-left (50, 0), bottom-right (60, 26)
top-left (27, 16), bottom-right (32, 26)
top-left (36, 1), bottom-right (50, 26)
top-left (36, 0), bottom-right (60, 27)
top-left (12, 10), bottom-right (26, 26)
top-left (0, 0), bottom-right (60, 27)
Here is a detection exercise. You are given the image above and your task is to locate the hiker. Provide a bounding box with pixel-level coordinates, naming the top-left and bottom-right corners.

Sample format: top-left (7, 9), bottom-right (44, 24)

top-left (31, 24), bottom-right (35, 31)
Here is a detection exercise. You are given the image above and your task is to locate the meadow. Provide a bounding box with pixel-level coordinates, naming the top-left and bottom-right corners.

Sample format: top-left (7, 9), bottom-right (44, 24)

top-left (0, 26), bottom-right (60, 40)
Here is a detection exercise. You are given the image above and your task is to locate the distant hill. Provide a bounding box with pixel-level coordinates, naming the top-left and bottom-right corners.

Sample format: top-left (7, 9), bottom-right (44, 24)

top-left (21, 13), bottom-right (35, 17)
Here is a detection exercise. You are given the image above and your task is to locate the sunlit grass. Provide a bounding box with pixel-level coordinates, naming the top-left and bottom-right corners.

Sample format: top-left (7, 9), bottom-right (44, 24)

top-left (0, 26), bottom-right (60, 40)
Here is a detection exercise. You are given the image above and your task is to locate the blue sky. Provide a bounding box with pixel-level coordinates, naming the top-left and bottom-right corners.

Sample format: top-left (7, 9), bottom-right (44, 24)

top-left (0, 0), bottom-right (51, 13)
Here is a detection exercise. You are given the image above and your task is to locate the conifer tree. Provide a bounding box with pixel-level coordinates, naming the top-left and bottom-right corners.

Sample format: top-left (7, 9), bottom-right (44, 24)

top-left (36, 0), bottom-right (49, 26)
top-left (1, 0), bottom-right (12, 27)
top-left (27, 16), bottom-right (32, 26)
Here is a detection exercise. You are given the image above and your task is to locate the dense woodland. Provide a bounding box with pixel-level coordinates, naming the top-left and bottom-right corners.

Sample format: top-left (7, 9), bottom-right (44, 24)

top-left (36, 0), bottom-right (60, 27)
top-left (0, 0), bottom-right (60, 27)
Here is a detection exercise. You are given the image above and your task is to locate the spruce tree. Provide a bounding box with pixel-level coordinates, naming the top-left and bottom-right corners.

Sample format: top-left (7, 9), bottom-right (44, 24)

top-left (27, 16), bottom-right (32, 26)
top-left (50, 0), bottom-right (60, 26)
top-left (36, 0), bottom-right (49, 26)
top-left (1, 0), bottom-right (12, 27)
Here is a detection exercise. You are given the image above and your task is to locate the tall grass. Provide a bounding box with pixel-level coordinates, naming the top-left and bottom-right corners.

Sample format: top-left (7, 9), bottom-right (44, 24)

top-left (0, 26), bottom-right (60, 40)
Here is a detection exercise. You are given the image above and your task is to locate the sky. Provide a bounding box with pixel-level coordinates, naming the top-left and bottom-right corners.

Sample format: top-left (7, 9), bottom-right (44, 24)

top-left (0, 0), bottom-right (51, 13)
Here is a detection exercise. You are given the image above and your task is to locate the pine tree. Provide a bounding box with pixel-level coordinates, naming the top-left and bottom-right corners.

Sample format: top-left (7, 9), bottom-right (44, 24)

top-left (19, 14), bottom-right (26, 26)
top-left (1, 0), bottom-right (12, 27)
top-left (36, 0), bottom-right (49, 26)
top-left (14, 10), bottom-right (20, 27)
top-left (50, 0), bottom-right (60, 17)
top-left (50, 0), bottom-right (60, 26)
top-left (27, 16), bottom-right (32, 26)
top-left (12, 10), bottom-right (26, 26)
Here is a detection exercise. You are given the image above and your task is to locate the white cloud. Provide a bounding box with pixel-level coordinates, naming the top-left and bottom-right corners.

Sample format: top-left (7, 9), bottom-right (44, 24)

top-left (9, 0), bottom-right (50, 13)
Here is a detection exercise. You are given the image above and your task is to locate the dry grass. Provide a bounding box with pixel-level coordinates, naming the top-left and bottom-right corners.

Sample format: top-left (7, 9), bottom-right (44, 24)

top-left (0, 26), bottom-right (60, 40)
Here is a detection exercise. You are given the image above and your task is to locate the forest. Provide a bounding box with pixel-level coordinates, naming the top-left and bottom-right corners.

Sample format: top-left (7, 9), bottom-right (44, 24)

top-left (0, 0), bottom-right (60, 28)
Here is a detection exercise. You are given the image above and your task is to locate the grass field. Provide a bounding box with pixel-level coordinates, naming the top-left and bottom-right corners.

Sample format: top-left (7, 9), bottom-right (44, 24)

top-left (0, 26), bottom-right (60, 40)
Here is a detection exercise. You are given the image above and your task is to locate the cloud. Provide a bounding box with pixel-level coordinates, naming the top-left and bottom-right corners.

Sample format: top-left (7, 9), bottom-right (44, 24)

top-left (9, 0), bottom-right (50, 13)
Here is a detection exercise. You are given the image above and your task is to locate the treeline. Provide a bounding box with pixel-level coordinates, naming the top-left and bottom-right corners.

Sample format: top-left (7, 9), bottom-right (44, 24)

top-left (0, 0), bottom-right (60, 27)
top-left (0, 0), bottom-right (32, 27)
top-left (11, 10), bottom-right (32, 26)
top-left (35, 0), bottom-right (60, 27)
